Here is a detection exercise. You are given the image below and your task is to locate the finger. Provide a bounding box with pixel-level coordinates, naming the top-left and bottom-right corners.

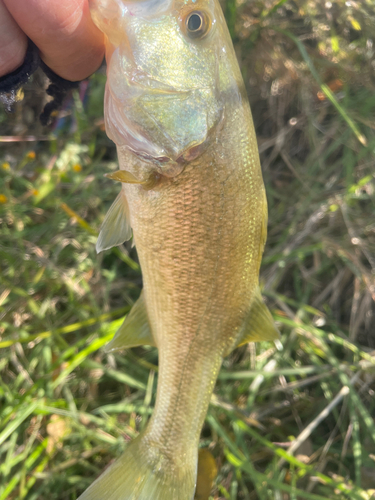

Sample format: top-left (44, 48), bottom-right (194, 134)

top-left (3, 0), bottom-right (105, 81)
top-left (0, 0), bottom-right (27, 77)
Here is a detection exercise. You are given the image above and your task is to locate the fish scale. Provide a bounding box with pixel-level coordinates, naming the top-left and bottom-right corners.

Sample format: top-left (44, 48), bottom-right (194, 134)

top-left (79, 0), bottom-right (279, 498)
top-left (120, 114), bottom-right (258, 454)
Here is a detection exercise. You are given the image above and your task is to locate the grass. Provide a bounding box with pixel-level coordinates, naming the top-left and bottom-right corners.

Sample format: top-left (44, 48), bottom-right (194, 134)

top-left (1, 0), bottom-right (375, 498)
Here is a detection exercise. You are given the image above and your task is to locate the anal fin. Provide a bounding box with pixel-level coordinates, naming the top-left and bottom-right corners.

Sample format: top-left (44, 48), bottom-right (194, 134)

top-left (105, 291), bottom-right (155, 352)
top-left (96, 190), bottom-right (132, 254)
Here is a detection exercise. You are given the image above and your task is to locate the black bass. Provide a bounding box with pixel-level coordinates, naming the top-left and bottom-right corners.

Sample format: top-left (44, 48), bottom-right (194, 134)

top-left (79, 0), bottom-right (279, 498)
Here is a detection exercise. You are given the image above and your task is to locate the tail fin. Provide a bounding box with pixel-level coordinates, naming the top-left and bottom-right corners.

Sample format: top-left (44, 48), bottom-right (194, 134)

top-left (77, 434), bottom-right (197, 500)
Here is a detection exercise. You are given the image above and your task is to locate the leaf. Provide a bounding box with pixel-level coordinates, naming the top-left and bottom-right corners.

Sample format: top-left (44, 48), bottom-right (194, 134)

top-left (350, 18), bottom-right (361, 31)
top-left (195, 449), bottom-right (218, 500)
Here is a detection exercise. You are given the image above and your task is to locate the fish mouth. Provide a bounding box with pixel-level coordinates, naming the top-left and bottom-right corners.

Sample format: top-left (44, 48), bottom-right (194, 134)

top-left (100, 5), bottom-right (224, 172)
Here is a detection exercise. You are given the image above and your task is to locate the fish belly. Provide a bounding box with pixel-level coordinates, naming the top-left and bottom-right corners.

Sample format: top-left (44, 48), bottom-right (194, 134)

top-left (122, 103), bottom-right (264, 454)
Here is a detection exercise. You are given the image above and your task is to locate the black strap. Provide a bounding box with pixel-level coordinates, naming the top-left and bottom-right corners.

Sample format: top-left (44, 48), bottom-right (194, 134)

top-left (39, 60), bottom-right (80, 126)
top-left (0, 38), bottom-right (40, 111)
top-left (0, 37), bottom-right (84, 125)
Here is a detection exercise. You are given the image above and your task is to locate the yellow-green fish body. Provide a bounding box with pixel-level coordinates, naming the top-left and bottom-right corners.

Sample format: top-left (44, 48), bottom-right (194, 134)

top-left (80, 0), bottom-right (279, 498)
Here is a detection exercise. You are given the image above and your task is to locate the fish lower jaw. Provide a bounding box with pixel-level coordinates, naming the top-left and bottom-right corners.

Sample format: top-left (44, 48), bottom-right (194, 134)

top-left (121, 135), bottom-right (211, 179)
top-left (119, 146), bottom-right (186, 178)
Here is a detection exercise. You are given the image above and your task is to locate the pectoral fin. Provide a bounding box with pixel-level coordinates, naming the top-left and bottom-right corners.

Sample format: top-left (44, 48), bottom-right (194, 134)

top-left (106, 170), bottom-right (160, 190)
top-left (105, 291), bottom-right (155, 352)
top-left (96, 190), bottom-right (132, 254)
top-left (228, 288), bottom-right (280, 355)
top-left (105, 170), bottom-right (144, 184)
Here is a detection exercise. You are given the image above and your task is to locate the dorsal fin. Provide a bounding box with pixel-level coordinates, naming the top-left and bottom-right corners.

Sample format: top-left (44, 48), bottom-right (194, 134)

top-left (226, 287), bottom-right (280, 355)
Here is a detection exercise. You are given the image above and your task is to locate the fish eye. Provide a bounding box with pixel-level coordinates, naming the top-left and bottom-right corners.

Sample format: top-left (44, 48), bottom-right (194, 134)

top-left (185, 11), bottom-right (210, 39)
top-left (187, 13), bottom-right (203, 31)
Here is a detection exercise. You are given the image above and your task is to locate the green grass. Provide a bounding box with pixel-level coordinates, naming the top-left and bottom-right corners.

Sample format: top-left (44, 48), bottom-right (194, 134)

top-left (1, 1), bottom-right (375, 499)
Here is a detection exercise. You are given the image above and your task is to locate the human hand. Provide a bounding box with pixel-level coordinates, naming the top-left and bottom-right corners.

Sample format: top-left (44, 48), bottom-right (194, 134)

top-left (0, 0), bottom-right (104, 81)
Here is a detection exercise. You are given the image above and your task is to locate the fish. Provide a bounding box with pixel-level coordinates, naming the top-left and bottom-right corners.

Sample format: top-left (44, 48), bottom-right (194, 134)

top-left (79, 0), bottom-right (279, 499)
